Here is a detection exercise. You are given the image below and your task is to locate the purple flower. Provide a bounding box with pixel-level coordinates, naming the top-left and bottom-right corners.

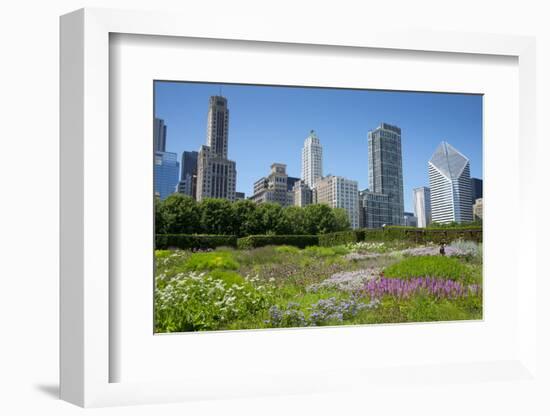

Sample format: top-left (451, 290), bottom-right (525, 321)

top-left (361, 277), bottom-right (480, 300)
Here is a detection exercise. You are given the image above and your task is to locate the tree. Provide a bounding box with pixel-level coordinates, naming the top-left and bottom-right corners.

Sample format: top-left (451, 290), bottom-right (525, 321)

top-left (155, 196), bottom-right (167, 234)
top-left (256, 203), bottom-right (284, 235)
top-left (303, 204), bottom-right (338, 234)
top-left (333, 207), bottom-right (351, 231)
top-left (231, 199), bottom-right (262, 237)
top-left (278, 206), bottom-right (307, 234)
top-left (160, 194), bottom-right (201, 234)
top-left (198, 198), bottom-right (234, 235)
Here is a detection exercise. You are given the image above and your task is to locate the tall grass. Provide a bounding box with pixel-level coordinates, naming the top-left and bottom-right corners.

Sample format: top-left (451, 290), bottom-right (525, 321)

top-left (382, 255), bottom-right (472, 282)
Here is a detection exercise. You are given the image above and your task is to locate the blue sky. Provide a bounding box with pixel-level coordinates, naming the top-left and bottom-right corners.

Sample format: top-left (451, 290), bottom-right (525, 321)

top-left (154, 81), bottom-right (482, 212)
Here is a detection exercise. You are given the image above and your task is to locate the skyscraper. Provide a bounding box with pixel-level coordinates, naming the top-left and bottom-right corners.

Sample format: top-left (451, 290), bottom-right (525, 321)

top-left (178, 151), bottom-right (198, 199)
top-left (367, 123), bottom-right (404, 225)
top-left (315, 175), bottom-right (359, 229)
top-left (206, 96), bottom-right (229, 158)
top-left (301, 130), bottom-right (323, 188)
top-left (471, 178), bottom-right (483, 204)
top-left (154, 151), bottom-right (179, 200)
top-left (153, 118), bottom-right (167, 152)
top-left (196, 96), bottom-right (237, 201)
top-left (429, 141), bottom-right (473, 224)
top-left (358, 189), bottom-right (391, 229)
top-left (413, 186), bottom-right (432, 228)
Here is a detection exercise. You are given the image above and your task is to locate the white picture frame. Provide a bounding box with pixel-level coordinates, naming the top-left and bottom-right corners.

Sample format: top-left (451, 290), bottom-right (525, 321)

top-left (60, 7), bottom-right (541, 409)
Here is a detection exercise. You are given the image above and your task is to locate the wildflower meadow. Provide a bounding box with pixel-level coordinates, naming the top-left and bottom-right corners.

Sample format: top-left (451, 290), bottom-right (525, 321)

top-left (155, 237), bottom-right (483, 332)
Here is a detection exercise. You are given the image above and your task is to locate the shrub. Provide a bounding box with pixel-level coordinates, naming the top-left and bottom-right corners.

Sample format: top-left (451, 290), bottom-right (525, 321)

top-left (155, 234), bottom-right (237, 250)
top-left (383, 255), bottom-right (472, 282)
top-left (265, 303), bottom-right (307, 328)
top-left (275, 245), bottom-right (301, 254)
top-left (447, 239), bottom-right (483, 263)
top-left (184, 251), bottom-right (239, 271)
top-left (303, 246), bottom-right (338, 257)
top-left (237, 235), bottom-right (319, 249)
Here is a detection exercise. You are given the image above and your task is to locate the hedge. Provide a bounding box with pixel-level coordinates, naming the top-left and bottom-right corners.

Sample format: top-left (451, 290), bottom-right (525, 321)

top-left (320, 227), bottom-right (482, 246)
top-left (372, 226), bottom-right (482, 243)
top-left (156, 234), bottom-right (237, 250)
top-left (319, 230), bottom-right (365, 246)
top-left (237, 235), bottom-right (319, 249)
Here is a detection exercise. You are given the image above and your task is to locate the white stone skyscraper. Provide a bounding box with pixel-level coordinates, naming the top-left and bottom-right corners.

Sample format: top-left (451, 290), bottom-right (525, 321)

top-left (301, 130), bottom-right (323, 188)
top-left (413, 186), bottom-right (431, 228)
top-left (428, 141), bottom-right (473, 224)
top-left (196, 96), bottom-right (237, 201)
top-left (367, 123), bottom-right (404, 225)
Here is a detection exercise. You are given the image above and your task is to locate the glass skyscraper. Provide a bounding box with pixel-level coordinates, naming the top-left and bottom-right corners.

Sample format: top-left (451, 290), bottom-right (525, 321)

top-left (367, 123), bottom-right (404, 226)
top-left (178, 151), bottom-right (199, 199)
top-left (154, 151), bottom-right (179, 200)
top-left (428, 141), bottom-right (473, 224)
top-left (153, 118), bottom-right (167, 152)
top-left (471, 178), bottom-right (483, 205)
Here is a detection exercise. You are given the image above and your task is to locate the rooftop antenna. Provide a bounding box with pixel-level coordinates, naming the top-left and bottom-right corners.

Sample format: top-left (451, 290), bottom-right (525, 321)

top-left (219, 85), bottom-right (222, 97)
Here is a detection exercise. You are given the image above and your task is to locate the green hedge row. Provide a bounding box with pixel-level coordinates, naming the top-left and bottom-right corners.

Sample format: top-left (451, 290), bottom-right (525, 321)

top-left (319, 230), bottom-right (363, 246)
top-left (319, 227), bottom-right (482, 246)
top-left (156, 234), bottom-right (237, 250)
top-left (237, 235), bottom-right (319, 249)
top-left (156, 227), bottom-right (482, 250)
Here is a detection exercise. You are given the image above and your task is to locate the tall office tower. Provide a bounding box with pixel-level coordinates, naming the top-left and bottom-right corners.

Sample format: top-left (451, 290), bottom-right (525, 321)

top-left (206, 96), bottom-right (229, 158)
top-left (154, 151), bottom-right (179, 200)
top-left (177, 151), bottom-right (198, 199)
top-left (251, 163), bottom-right (294, 206)
top-left (196, 96), bottom-right (237, 201)
top-left (429, 141), bottom-right (473, 224)
top-left (368, 123), bottom-right (404, 225)
top-left (471, 178), bottom-right (483, 205)
top-left (153, 118), bottom-right (167, 152)
top-left (301, 130), bottom-right (323, 188)
top-left (315, 175), bottom-right (359, 229)
top-left (358, 189), bottom-right (392, 229)
top-left (293, 180), bottom-right (313, 207)
top-left (413, 186), bottom-right (432, 228)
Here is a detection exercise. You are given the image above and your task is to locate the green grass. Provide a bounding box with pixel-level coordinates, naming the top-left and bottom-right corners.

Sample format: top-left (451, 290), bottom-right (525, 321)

top-left (207, 270), bottom-right (247, 287)
top-left (303, 245), bottom-right (349, 257)
top-left (183, 251), bottom-right (239, 271)
top-left (275, 245), bottom-right (301, 254)
top-left (382, 255), bottom-right (472, 282)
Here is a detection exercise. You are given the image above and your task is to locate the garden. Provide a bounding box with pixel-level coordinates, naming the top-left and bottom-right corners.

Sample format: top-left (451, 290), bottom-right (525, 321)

top-left (154, 237), bottom-right (482, 332)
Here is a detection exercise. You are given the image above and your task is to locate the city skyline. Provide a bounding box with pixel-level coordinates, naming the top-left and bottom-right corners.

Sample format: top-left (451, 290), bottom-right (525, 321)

top-left (154, 81), bottom-right (483, 212)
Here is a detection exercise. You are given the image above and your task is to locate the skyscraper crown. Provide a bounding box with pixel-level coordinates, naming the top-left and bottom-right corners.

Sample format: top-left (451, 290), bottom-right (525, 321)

top-left (429, 141), bottom-right (469, 180)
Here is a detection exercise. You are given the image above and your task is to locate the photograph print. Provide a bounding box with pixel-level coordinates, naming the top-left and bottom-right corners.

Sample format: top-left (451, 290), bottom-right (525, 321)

top-left (154, 81), bottom-right (483, 333)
